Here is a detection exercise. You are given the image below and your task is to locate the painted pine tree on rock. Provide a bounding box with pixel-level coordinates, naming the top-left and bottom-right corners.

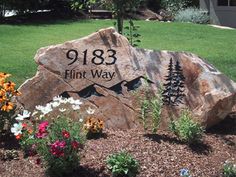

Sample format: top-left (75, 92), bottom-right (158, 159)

top-left (162, 58), bottom-right (175, 105)
top-left (162, 58), bottom-right (185, 106)
top-left (173, 60), bottom-right (185, 105)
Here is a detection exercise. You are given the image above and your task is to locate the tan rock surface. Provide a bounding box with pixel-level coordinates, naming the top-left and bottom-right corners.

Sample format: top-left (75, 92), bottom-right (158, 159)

top-left (17, 27), bottom-right (236, 129)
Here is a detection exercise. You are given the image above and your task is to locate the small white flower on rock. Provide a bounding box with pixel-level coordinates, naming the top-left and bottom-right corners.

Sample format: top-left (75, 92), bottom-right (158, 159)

top-left (86, 107), bottom-right (95, 115)
top-left (73, 99), bottom-right (83, 106)
top-left (51, 101), bottom-right (60, 108)
top-left (15, 110), bottom-right (31, 121)
top-left (53, 95), bottom-right (63, 102)
top-left (11, 123), bottom-right (23, 136)
top-left (72, 104), bottom-right (80, 111)
top-left (59, 108), bottom-right (66, 113)
top-left (41, 103), bottom-right (53, 115)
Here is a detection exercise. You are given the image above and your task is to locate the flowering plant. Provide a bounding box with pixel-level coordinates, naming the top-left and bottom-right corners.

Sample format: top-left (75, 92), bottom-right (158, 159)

top-left (83, 108), bottom-right (104, 138)
top-left (180, 168), bottom-right (192, 177)
top-left (0, 72), bottom-right (21, 132)
top-left (35, 117), bottom-right (85, 176)
top-left (11, 96), bottom-right (86, 176)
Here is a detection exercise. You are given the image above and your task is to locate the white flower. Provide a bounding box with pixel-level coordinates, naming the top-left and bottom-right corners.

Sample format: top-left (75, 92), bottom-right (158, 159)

top-left (53, 95), bottom-right (63, 102)
top-left (72, 104), bottom-right (80, 110)
top-left (51, 101), bottom-right (60, 108)
top-left (32, 111), bottom-right (38, 117)
top-left (79, 118), bottom-right (83, 122)
top-left (59, 108), bottom-right (66, 113)
top-left (73, 99), bottom-right (83, 105)
top-left (60, 98), bottom-right (68, 104)
top-left (86, 107), bottom-right (95, 115)
top-left (15, 110), bottom-right (31, 121)
top-left (41, 103), bottom-right (53, 115)
top-left (35, 105), bottom-right (44, 111)
top-left (11, 123), bottom-right (23, 136)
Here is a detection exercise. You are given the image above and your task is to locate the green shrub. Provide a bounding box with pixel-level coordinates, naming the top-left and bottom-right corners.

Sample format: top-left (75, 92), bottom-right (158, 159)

top-left (223, 159), bottom-right (236, 177)
top-left (174, 7), bottom-right (209, 24)
top-left (169, 109), bottom-right (204, 144)
top-left (106, 151), bottom-right (139, 177)
top-left (161, 0), bottom-right (190, 15)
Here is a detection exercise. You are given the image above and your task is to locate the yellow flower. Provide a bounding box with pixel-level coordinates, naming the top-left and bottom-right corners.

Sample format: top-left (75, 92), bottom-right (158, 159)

top-left (1, 101), bottom-right (14, 112)
top-left (0, 72), bottom-right (11, 79)
top-left (3, 81), bottom-right (16, 92)
top-left (0, 89), bottom-right (6, 102)
top-left (12, 90), bottom-right (21, 96)
top-left (0, 95), bottom-right (6, 103)
top-left (0, 78), bottom-right (5, 87)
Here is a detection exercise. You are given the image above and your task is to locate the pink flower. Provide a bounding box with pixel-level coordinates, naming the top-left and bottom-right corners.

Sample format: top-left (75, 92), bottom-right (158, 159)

top-left (62, 130), bottom-right (70, 139)
top-left (38, 121), bottom-right (48, 132)
top-left (36, 121), bottom-right (49, 139)
top-left (50, 140), bottom-right (66, 157)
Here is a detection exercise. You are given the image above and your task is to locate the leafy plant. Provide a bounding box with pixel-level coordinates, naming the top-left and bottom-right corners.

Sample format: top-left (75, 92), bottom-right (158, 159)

top-left (103, 0), bottom-right (143, 34)
top-left (150, 88), bottom-right (163, 133)
top-left (138, 77), bottom-right (163, 133)
top-left (106, 151), bottom-right (139, 177)
top-left (124, 19), bottom-right (141, 47)
top-left (169, 109), bottom-right (204, 144)
top-left (70, 0), bottom-right (96, 11)
top-left (11, 96), bottom-right (86, 176)
top-left (37, 117), bottom-right (85, 176)
top-left (223, 159), bottom-right (236, 177)
top-left (0, 72), bottom-right (21, 132)
top-left (175, 7), bottom-right (209, 24)
top-left (162, 58), bottom-right (185, 106)
top-left (161, 0), bottom-right (190, 15)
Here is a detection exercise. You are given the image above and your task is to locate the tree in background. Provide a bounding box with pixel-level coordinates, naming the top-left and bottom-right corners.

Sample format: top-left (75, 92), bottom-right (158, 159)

top-left (102, 0), bottom-right (143, 34)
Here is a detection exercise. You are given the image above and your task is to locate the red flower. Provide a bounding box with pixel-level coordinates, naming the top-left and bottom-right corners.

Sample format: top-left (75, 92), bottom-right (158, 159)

top-left (36, 158), bottom-right (41, 165)
top-left (62, 130), bottom-right (70, 139)
top-left (50, 140), bottom-right (66, 158)
top-left (15, 134), bottom-right (21, 140)
top-left (71, 141), bottom-right (79, 149)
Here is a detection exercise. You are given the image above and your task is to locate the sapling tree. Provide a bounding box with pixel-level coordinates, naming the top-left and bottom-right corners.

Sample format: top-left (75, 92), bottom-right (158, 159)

top-left (162, 58), bottom-right (185, 106)
top-left (103, 0), bottom-right (142, 34)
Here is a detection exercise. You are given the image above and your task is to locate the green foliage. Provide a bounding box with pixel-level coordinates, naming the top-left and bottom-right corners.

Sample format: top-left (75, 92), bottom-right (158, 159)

top-left (150, 89), bottom-right (163, 133)
top-left (140, 98), bottom-right (149, 131)
top-left (103, 0), bottom-right (143, 34)
top-left (124, 19), bottom-right (141, 47)
top-left (71, 0), bottom-right (96, 11)
top-left (169, 109), bottom-right (204, 144)
top-left (175, 7), bottom-right (209, 24)
top-left (223, 159), bottom-right (236, 177)
top-left (106, 151), bottom-right (139, 177)
top-left (22, 116), bottom-right (85, 176)
top-left (161, 0), bottom-right (190, 15)
top-left (139, 81), bottom-right (163, 133)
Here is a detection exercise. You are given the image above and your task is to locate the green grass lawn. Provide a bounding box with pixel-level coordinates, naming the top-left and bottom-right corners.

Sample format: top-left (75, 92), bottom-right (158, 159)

top-left (0, 20), bottom-right (236, 85)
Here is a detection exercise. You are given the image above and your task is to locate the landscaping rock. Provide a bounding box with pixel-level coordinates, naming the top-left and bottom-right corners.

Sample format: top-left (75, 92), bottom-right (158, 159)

top-left (17, 27), bottom-right (236, 129)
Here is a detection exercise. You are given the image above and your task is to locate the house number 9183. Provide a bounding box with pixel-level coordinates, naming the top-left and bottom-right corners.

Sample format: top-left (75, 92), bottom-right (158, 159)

top-left (66, 49), bottom-right (117, 66)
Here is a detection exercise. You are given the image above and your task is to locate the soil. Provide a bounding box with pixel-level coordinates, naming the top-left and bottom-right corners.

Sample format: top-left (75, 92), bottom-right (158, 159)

top-left (0, 115), bottom-right (235, 177)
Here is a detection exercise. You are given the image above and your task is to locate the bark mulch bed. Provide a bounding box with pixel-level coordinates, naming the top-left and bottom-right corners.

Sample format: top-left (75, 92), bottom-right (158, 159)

top-left (0, 116), bottom-right (235, 177)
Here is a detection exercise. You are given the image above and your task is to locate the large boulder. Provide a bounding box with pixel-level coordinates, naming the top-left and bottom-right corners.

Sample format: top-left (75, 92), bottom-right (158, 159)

top-left (17, 27), bottom-right (236, 129)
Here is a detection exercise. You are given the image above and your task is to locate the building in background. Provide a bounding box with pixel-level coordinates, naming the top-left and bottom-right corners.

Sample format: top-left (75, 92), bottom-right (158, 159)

top-left (200, 0), bottom-right (236, 27)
